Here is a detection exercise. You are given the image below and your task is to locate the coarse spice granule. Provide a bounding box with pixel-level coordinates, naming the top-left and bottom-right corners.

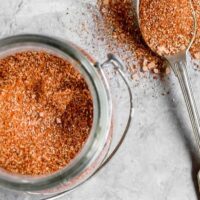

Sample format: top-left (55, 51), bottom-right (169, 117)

top-left (0, 51), bottom-right (93, 176)
top-left (140, 0), bottom-right (194, 56)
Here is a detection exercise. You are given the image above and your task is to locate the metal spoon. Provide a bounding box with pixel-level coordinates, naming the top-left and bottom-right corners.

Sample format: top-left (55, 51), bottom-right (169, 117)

top-left (135, 0), bottom-right (200, 189)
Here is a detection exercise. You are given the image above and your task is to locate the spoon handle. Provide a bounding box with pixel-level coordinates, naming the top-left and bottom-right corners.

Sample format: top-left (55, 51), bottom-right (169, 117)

top-left (170, 58), bottom-right (200, 151)
top-left (170, 56), bottom-right (200, 191)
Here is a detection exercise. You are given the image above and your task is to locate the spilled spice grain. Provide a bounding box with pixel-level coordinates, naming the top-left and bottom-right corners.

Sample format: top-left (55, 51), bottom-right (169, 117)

top-left (0, 51), bottom-right (93, 176)
top-left (140, 0), bottom-right (194, 56)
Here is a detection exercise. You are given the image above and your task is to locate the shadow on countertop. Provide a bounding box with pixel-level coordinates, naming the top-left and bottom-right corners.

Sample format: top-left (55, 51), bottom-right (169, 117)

top-left (161, 76), bottom-right (200, 200)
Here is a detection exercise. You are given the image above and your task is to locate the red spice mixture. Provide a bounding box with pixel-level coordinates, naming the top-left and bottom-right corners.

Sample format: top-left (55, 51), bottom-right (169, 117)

top-left (0, 51), bottom-right (93, 176)
top-left (191, 0), bottom-right (200, 59)
top-left (140, 0), bottom-right (194, 56)
top-left (93, 0), bottom-right (200, 78)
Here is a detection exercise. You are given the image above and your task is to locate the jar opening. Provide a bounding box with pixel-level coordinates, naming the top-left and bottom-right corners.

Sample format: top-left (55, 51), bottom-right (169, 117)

top-left (0, 34), bottom-right (112, 192)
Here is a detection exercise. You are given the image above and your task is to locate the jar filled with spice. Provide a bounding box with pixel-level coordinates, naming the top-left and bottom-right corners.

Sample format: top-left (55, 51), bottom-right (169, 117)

top-left (0, 34), bottom-right (133, 200)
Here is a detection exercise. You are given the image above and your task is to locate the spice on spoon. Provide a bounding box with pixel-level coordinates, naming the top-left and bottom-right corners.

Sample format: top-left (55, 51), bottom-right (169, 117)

top-left (0, 51), bottom-right (93, 176)
top-left (139, 0), bottom-right (194, 56)
top-left (191, 0), bottom-right (200, 59)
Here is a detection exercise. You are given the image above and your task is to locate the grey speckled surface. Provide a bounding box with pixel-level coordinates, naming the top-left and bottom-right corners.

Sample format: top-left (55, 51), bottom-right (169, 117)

top-left (0, 0), bottom-right (200, 199)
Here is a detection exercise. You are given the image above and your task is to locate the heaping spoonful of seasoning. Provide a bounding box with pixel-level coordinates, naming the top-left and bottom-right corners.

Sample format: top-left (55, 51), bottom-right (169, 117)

top-left (136, 0), bottom-right (200, 188)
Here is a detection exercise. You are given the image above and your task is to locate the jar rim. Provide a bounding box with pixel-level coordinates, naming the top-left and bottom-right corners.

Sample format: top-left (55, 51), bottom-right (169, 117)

top-left (0, 34), bottom-right (113, 192)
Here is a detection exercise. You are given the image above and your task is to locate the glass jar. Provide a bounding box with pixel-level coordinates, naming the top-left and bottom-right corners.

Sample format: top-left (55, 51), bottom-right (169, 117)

top-left (0, 34), bottom-right (133, 200)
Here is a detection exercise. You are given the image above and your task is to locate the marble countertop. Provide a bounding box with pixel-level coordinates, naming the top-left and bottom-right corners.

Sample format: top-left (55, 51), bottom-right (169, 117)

top-left (0, 0), bottom-right (200, 199)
